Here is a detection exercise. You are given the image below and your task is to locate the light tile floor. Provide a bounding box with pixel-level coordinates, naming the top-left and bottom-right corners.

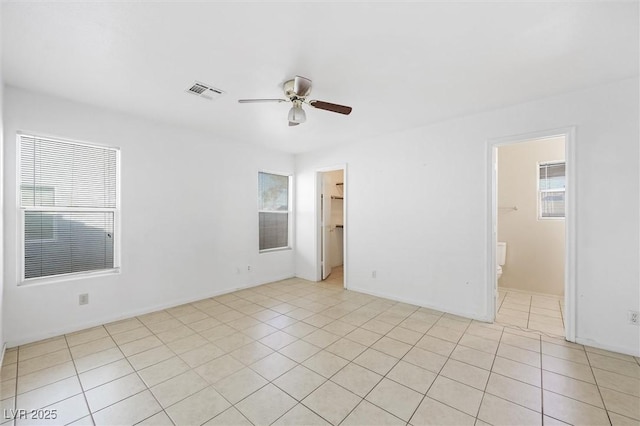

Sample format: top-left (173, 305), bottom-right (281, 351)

top-left (324, 266), bottom-right (344, 287)
top-left (497, 288), bottom-right (565, 336)
top-left (1, 278), bottom-right (639, 425)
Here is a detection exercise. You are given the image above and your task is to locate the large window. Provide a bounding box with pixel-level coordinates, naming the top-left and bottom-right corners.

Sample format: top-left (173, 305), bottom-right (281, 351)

top-left (19, 134), bottom-right (120, 281)
top-left (538, 161), bottom-right (565, 219)
top-left (258, 172), bottom-right (291, 251)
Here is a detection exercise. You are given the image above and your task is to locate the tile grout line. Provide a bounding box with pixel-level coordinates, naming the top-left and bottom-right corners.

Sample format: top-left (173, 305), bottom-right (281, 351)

top-left (175, 284), bottom-right (380, 424)
top-left (476, 326), bottom-right (604, 420)
top-left (226, 287), bottom-right (394, 425)
top-left (558, 299), bottom-right (565, 329)
top-left (104, 320), bottom-right (176, 425)
top-left (11, 347), bottom-right (19, 426)
top-left (583, 347), bottom-right (613, 425)
top-left (527, 293), bottom-right (533, 330)
top-left (473, 324), bottom-right (505, 424)
top-left (366, 326), bottom-right (621, 416)
top-left (499, 290), bottom-right (565, 336)
top-left (144, 313), bottom-right (278, 422)
top-left (62, 333), bottom-right (96, 426)
top-left (271, 304), bottom-right (428, 425)
top-left (184, 301), bottom-right (313, 423)
top-left (333, 306), bottom-right (430, 425)
top-left (537, 337), bottom-right (621, 424)
top-left (144, 304), bottom-right (279, 425)
top-left (12, 349), bottom-right (71, 380)
top-left (402, 316), bottom-right (476, 424)
top-left (342, 306), bottom-right (430, 424)
top-left (498, 343), bottom-right (604, 388)
top-left (539, 329), bottom-right (544, 425)
top-left (241, 336), bottom-right (333, 422)
top-left (486, 326), bottom-right (606, 414)
top-left (291, 306), bottom-right (419, 424)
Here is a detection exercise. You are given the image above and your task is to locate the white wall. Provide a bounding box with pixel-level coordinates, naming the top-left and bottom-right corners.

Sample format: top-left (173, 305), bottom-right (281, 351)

top-left (498, 137), bottom-right (565, 295)
top-left (0, 17), bottom-right (4, 355)
top-left (296, 77), bottom-right (640, 356)
top-left (3, 87), bottom-right (295, 346)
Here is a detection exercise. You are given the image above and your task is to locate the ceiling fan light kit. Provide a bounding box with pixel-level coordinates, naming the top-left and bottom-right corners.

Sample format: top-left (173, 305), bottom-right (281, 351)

top-left (288, 102), bottom-right (306, 124)
top-left (238, 75), bottom-right (352, 126)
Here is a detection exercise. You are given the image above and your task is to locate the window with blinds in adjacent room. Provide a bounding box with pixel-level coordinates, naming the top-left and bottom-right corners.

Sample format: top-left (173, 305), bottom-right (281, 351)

top-left (258, 171), bottom-right (291, 251)
top-left (19, 134), bottom-right (120, 281)
top-left (538, 161), bottom-right (565, 219)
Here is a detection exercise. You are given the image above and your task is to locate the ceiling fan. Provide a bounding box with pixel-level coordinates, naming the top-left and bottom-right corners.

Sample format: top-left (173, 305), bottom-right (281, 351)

top-left (238, 76), bottom-right (352, 126)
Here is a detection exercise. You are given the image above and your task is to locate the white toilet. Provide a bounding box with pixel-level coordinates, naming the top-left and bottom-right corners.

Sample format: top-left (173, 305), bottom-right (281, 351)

top-left (497, 242), bottom-right (507, 280)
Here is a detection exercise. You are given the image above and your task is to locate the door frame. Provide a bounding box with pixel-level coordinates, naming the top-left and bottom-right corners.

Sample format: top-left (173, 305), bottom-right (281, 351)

top-left (487, 127), bottom-right (576, 341)
top-left (315, 164), bottom-right (347, 289)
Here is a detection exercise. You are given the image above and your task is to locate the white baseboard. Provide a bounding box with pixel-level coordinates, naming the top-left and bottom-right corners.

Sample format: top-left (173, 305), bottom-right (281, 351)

top-left (294, 271), bottom-right (317, 282)
top-left (7, 273), bottom-right (296, 348)
top-left (347, 285), bottom-right (490, 323)
top-left (575, 337), bottom-right (640, 358)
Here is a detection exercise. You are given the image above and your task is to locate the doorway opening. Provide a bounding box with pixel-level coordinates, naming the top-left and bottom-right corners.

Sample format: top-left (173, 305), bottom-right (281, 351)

top-left (488, 129), bottom-right (576, 341)
top-left (317, 167), bottom-right (346, 288)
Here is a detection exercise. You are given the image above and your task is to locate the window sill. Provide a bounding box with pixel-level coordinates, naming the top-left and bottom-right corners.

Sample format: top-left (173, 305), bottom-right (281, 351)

top-left (19, 268), bottom-right (121, 287)
top-left (259, 247), bottom-right (292, 254)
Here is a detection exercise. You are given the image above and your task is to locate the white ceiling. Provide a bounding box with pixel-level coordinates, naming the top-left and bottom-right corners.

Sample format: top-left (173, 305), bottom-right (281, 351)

top-left (2, 2), bottom-right (638, 153)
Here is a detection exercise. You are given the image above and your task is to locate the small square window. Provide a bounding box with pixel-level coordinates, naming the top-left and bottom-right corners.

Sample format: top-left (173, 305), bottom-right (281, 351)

top-left (539, 161), bottom-right (565, 219)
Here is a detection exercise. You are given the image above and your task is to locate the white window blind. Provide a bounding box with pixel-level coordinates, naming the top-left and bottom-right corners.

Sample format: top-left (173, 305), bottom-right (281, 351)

top-left (258, 172), bottom-right (290, 251)
top-left (20, 134), bottom-right (119, 280)
top-left (539, 161), bottom-right (565, 218)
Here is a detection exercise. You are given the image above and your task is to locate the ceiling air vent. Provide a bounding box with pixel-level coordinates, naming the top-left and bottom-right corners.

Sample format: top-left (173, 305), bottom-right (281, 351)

top-left (185, 81), bottom-right (225, 100)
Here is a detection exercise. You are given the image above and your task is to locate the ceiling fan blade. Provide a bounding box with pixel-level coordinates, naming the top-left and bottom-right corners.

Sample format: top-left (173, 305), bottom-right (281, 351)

top-left (238, 99), bottom-right (287, 103)
top-left (309, 100), bottom-right (352, 115)
top-left (293, 76), bottom-right (312, 97)
top-left (288, 121), bottom-right (300, 127)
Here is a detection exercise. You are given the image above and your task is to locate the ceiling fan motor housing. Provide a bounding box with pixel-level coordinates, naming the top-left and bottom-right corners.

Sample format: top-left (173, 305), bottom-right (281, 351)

top-left (284, 79), bottom-right (304, 101)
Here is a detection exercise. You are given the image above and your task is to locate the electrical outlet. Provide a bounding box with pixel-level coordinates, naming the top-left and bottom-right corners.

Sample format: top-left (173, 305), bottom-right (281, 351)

top-left (79, 294), bottom-right (89, 305)
top-left (372, 270), bottom-right (377, 279)
top-left (247, 265), bottom-right (251, 272)
top-left (629, 311), bottom-right (639, 325)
